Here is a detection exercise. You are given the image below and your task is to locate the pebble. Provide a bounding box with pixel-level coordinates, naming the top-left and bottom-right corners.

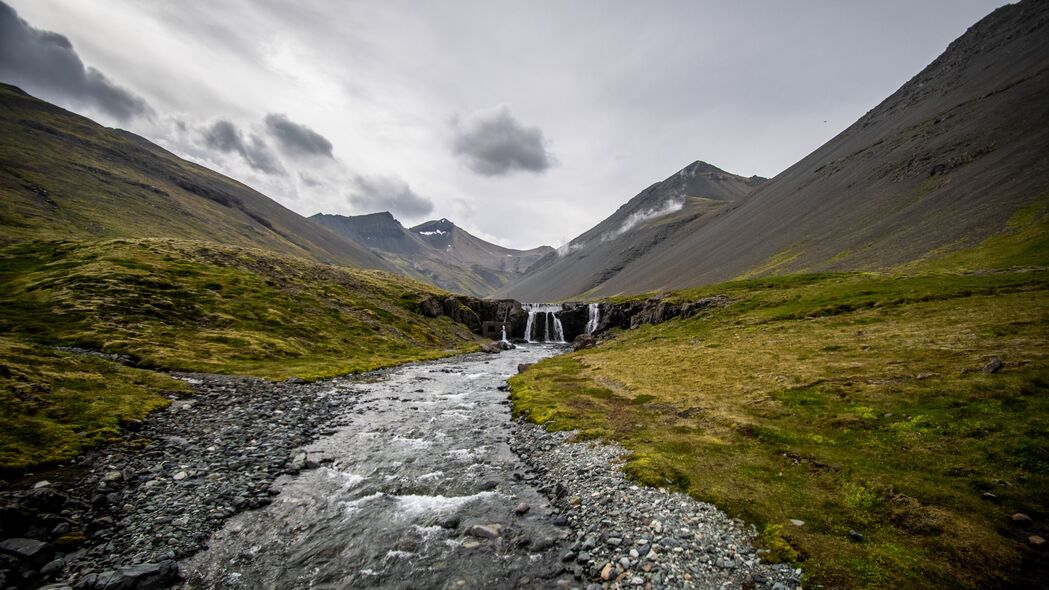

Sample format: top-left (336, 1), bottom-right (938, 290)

top-left (1011, 512), bottom-right (1033, 526)
top-left (466, 524), bottom-right (501, 539)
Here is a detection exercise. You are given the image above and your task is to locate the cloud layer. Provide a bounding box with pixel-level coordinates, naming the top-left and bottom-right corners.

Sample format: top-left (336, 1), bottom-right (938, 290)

top-left (265, 113), bottom-right (334, 158)
top-left (0, 1), bottom-right (149, 121)
top-left (602, 199), bottom-right (685, 242)
top-left (348, 175), bottom-right (434, 220)
top-left (452, 106), bottom-right (554, 177)
top-left (201, 120), bottom-right (284, 175)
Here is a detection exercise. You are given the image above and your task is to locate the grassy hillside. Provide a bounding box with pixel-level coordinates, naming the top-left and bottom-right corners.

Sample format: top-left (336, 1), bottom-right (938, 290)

top-left (508, 211), bottom-right (1049, 588)
top-left (0, 83), bottom-right (386, 269)
top-left (0, 238), bottom-right (481, 470)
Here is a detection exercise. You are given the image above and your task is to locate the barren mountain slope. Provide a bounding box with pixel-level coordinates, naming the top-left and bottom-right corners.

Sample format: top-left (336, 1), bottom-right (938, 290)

top-left (312, 212), bottom-right (552, 296)
top-left (498, 161), bottom-right (765, 301)
top-left (504, 0), bottom-right (1049, 300)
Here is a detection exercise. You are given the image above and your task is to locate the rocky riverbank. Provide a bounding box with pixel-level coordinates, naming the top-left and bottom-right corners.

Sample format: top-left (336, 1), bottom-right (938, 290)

top-left (510, 422), bottom-right (803, 590)
top-left (4, 349), bottom-right (805, 590)
top-left (0, 372), bottom-right (361, 589)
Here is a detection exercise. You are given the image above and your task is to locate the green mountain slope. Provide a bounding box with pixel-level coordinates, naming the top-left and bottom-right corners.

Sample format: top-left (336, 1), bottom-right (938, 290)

top-left (0, 83), bottom-right (386, 270)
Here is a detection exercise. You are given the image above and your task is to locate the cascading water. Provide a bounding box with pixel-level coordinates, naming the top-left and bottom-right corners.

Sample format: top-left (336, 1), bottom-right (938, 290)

top-left (522, 303), bottom-right (566, 343)
top-left (500, 326), bottom-right (508, 343)
top-left (585, 303), bottom-right (600, 335)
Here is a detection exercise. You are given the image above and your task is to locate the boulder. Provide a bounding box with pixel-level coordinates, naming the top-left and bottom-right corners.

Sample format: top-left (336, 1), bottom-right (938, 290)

top-left (982, 357), bottom-right (1003, 374)
top-left (0, 538), bottom-right (55, 568)
top-left (572, 333), bottom-right (595, 351)
top-left (73, 560), bottom-right (180, 590)
top-left (418, 296), bottom-right (443, 317)
top-left (20, 487), bottom-right (68, 512)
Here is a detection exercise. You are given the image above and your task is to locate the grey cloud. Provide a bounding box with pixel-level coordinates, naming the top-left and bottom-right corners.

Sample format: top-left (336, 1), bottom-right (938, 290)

top-left (348, 175), bottom-right (434, 219)
top-left (452, 106), bottom-right (554, 176)
top-left (0, 1), bottom-right (150, 121)
top-left (299, 172), bottom-right (324, 187)
top-left (202, 120), bottom-right (284, 175)
top-left (265, 113), bottom-right (334, 158)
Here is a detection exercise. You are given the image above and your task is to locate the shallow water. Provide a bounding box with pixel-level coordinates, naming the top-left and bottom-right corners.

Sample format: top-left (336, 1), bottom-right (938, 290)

top-left (183, 346), bottom-right (571, 589)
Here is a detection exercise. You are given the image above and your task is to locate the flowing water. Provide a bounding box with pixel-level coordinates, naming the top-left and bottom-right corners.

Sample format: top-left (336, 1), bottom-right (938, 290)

top-left (522, 304), bottom-right (565, 343)
top-left (585, 303), bottom-right (600, 335)
top-left (183, 346), bottom-right (572, 589)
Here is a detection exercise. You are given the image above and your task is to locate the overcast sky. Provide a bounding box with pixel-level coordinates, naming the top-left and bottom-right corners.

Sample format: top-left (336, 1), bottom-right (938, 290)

top-left (2, 0), bottom-right (1011, 249)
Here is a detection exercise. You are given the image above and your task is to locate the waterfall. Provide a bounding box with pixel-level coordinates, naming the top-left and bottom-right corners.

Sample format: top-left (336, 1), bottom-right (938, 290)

top-left (500, 326), bottom-right (507, 343)
top-left (586, 303), bottom-right (600, 335)
top-left (522, 303), bottom-right (566, 344)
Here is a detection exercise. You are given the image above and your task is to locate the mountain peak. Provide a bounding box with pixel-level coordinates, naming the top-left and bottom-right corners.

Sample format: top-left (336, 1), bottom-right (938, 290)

top-left (683, 160), bottom-right (726, 175)
top-left (411, 218), bottom-right (457, 234)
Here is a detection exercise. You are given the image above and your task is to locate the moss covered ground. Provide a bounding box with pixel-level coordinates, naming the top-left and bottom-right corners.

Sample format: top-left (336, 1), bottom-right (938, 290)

top-left (509, 200), bottom-right (1049, 588)
top-left (0, 238), bottom-right (480, 470)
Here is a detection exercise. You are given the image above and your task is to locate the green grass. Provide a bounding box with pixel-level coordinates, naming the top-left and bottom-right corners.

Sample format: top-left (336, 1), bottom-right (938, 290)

top-left (0, 239), bottom-right (480, 380)
top-left (0, 336), bottom-right (186, 470)
top-left (509, 216), bottom-right (1049, 589)
top-left (0, 238), bottom-right (483, 470)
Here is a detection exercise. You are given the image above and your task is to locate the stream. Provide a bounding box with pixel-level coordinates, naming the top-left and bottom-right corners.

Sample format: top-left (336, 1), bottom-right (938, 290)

top-left (182, 346), bottom-right (574, 589)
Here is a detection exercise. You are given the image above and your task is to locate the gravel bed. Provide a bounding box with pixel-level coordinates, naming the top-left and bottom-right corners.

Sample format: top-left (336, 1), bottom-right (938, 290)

top-left (0, 372), bottom-right (363, 589)
top-left (511, 422), bottom-right (804, 590)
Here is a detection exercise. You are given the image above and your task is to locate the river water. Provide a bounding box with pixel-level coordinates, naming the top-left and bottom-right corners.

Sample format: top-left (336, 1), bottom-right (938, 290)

top-left (182, 346), bottom-right (573, 589)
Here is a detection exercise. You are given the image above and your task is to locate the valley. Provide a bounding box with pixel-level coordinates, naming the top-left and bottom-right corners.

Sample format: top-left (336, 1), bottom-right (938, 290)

top-left (1, 1), bottom-right (1047, 589)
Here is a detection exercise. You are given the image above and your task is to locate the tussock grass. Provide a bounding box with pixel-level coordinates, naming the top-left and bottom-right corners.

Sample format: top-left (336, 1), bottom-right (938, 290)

top-left (0, 337), bottom-right (186, 471)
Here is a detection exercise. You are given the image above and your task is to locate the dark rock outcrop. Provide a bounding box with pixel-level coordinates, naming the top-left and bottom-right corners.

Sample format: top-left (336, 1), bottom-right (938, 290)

top-left (597, 296), bottom-right (730, 333)
top-left (418, 296), bottom-right (524, 337)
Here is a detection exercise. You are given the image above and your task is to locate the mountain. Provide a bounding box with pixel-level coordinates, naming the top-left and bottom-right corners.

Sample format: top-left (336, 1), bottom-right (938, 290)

top-left (497, 161), bottom-right (766, 300)
top-left (310, 212), bottom-right (553, 296)
top-left (410, 218), bottom-right (551, 274)
top-left (503, 0), bottom-right (1049, 301)
top-left (0, 83), bottom-right (387, 270)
